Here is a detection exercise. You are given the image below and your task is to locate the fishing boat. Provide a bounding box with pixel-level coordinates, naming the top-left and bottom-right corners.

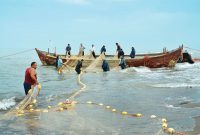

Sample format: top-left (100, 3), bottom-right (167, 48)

top-left (35, 46), bottom-right (183, 68)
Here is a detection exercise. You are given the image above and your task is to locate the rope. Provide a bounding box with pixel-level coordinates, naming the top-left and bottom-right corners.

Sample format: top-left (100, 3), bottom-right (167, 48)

top-left (6, 84), bottom-right (41, 116)
top-left (0, 48), bottom-right (34, 59)
top-left (85, 53), bottom-right (104, 72)
top-left (184, 46), bottom-right (200, 53)
top-left (68, 73), bottom-right (86, 101)
top-left (155, 129), bottom-right (162, 135)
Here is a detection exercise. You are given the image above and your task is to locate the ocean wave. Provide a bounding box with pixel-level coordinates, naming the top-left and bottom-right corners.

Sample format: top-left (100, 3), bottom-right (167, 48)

top-left (0, 97), bottom-right (16, 110)
top-left (176, 63), bottom-right (200, 70)
top-left (123, 67), bottom-right (152, 73)
top-left (165, 104), bottom-right (181, 109)
top-left (152, 83), bottom-right (200, 88)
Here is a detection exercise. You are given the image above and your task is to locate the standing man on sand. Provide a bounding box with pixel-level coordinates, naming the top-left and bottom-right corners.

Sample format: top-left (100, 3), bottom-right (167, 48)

top-left (24, 62), bottom-right (39, 95)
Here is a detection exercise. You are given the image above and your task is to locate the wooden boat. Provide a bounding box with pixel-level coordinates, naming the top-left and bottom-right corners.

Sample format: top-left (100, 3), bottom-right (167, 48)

top-left (35, 46), bottom-right (183, 69)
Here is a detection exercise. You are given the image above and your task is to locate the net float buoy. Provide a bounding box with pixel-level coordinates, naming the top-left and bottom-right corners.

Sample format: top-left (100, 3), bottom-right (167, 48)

top-left (18, 110), bottom-right (24, 114)
top-left (37, 84), bottom-right (41, 90)
top-left (121, 111), bottom-right (128, 115)
top-left (58, 102), bottom-right (63, 106)
top-left (167, 128), bottom-right (175, 134)
top-left (106, 106), bottom-right (111, 109)
top-left (59, 108), bottom-right (64, 111)
top-left (87, 101), bottom-right (92, 104)
top-left (99, 103), bottom-right (103, 106)
top-left (162, 118), bottom-right (167, 123)
top-left (29, 109), bottom-right (34, 112)
top-left (150, 115), bottom-right (157, 119)
top-left (32, 99), bottom-right (37, 104)
top-left (162, 123), bottom-right (168, 130)
top-left (112, 109), bottom-right (116, 112)
top-left (135, 113), bottom-right (142, 117)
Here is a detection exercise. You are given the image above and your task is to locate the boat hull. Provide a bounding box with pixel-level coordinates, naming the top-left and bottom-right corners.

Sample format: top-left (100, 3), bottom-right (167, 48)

top-left (35, 47), bottom-right (183, 68)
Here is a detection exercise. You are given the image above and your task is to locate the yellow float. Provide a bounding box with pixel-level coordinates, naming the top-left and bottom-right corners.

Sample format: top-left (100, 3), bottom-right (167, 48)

top-left (112, 109), bottom-right (116, 112)
top-left (121, 111), bottom-right (128, 115)
top-left (167, 128), bottom-right (175, 134)
top-left (106, 106), bottom-right (111, 109)
top-left (162, 118), bottom-right (167, 123)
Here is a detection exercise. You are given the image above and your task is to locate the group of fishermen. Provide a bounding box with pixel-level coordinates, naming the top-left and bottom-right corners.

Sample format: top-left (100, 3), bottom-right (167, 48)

top-left (56, 43), bottom-right (136, 74)
top-left (23, 43), bottom-right (135, 95)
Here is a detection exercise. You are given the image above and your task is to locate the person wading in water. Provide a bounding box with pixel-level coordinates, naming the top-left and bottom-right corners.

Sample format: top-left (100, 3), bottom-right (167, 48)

top-left (102, 59), bottom-right (110, 72)
top-left (75, 59), bottom-right (84, 74)
top-left (23, 62), bottom-right (39, 95)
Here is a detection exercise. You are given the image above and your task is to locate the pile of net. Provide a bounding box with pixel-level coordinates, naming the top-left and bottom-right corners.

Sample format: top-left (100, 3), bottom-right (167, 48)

top-left (85, 53), bottom-right (105, 72)
top-left (7, 85), bottom-right (41, 116)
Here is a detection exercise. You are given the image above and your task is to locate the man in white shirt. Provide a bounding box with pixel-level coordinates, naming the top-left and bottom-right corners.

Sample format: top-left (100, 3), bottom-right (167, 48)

top-left (91, 44), bottom-right (96, 59)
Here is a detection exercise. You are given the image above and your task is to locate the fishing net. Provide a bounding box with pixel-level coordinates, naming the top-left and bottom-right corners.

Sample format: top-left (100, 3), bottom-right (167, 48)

top-left (85, 53), bottom-right (105, 72)
top-left (68, 73), bottom-right (86, 101)
top-left (7, 85), bottom-right (41, 115)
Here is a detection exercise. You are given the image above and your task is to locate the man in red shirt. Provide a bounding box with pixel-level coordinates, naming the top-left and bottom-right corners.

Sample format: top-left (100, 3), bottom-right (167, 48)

top-left (23, 62), bottom-right (39, 95)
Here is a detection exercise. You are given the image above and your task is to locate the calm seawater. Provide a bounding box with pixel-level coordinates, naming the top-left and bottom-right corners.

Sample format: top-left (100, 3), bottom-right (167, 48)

top-left (0, 49), bottom-right (200, 135)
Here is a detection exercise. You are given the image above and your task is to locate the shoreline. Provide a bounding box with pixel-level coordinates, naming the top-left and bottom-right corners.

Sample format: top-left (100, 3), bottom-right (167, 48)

top-left (186, 116), bottom-right (200, 135)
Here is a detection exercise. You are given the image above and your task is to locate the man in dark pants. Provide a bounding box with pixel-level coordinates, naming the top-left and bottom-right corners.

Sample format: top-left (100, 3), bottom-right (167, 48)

top-left (24, 62), bottom-right (39, 95)
top-left (75, 59), bottom-right (84, 74)
top-left (130, 47), bottom-right (136, 58)
top-left (119, 56), bottom-right (126, 69)
top-left (100, 45), bottom-right (106, 55)
top-left (102, 59), bottom-right (110, 72)
top-left (66, 44), bottom-right (71, 57)
top-left (91, 44), bottom-right (96, 58)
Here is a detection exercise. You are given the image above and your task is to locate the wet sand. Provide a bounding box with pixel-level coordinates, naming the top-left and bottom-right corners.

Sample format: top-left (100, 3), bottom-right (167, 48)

top-left (181, 102), bottom-right (200, 109)
top-left (179, 102), bottom-right (200, 135)
top-left (186, 116), bottom-right (200, 135)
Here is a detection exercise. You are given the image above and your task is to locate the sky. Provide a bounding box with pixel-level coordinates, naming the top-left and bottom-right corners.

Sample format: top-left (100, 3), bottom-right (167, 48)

top-left (0, 0), bottom-right (200, 54)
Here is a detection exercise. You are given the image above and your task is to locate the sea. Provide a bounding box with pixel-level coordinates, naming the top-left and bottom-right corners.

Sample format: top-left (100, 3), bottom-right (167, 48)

top-left (0, 49), bottom-right (200, 135)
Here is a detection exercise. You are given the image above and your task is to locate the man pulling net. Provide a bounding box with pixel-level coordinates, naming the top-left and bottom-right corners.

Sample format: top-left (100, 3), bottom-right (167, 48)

top-left (7, 62), bottom-right (41, 115)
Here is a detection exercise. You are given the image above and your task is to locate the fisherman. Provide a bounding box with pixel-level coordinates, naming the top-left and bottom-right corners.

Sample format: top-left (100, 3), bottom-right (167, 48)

top-left (24, 62), bottom-right (39, 95)
top-left (90, 44), bottom-right (96, 59)
top-left (102, 59), bottom-right (110, 72)
top-left (75, 59), bottom-right (84, 74)
top-left (130, 47), bottom-right (136, 58)
top-left (119, 56), bottom-right (126, 69)
top-left (78, 43), bottom-right (85, 56)
top-left (118, 49), bottom-right (125, 58)
top-left (100, 45), bottom-right (106, 55)
top-left (56, 56), bottom-right (63, 73)
top-left (66, 44), bottom-right (71, 57)
top-left (116, 43), bottom-right (122, 59)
